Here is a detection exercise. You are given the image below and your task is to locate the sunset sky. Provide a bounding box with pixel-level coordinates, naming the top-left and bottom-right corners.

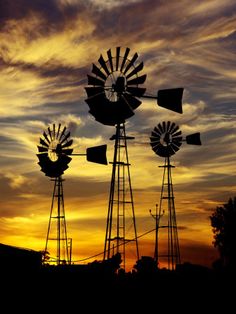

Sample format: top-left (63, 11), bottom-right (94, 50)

top-left (0, 0), bottom-right (236, 270)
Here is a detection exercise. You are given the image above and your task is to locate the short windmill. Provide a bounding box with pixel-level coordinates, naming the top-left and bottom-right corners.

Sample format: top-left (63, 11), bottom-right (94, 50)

top-left (85, 47), bottom-right (184, 270)
top-left (37, 123), bottom-right (107, 265)
top-left (150, 121), bottom-right (201, 270)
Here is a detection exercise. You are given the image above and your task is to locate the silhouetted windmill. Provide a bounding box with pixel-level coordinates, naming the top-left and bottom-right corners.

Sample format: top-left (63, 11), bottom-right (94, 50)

top-left (85, 47), bottom-right (184, 270)
top-left (37, 123), bottom-right (107, 265)
top-left (150, 121), bottom-right (201, 270)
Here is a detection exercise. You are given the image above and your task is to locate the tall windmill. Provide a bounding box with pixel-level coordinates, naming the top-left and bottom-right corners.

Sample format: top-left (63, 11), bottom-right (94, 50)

top-left (150, 121), bottom-right (201, 270)
top-left (37, 123), bottom-right (107, 265)
top-left (85, 47), bottom-right (184, 270)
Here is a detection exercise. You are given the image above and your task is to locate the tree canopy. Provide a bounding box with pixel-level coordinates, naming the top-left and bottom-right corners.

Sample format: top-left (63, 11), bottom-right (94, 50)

top-left (210, 197), bottom-right (236, 270)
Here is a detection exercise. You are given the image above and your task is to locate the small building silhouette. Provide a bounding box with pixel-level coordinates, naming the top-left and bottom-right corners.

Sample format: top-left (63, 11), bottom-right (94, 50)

top-left (0, 243), bottom-right (42, 271)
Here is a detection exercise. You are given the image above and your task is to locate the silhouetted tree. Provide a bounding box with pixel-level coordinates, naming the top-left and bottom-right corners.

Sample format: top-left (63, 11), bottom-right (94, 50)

top-left (133, 256), bottom-right (157, 274)
top-left (210, 197), bottom-right (236, 270)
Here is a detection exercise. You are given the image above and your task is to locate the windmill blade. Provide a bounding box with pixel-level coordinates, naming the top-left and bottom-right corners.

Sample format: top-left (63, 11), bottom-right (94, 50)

top-left (154, 126), bottom-right (162, 136)
top-left (53, 124), bottom-right (56, 140)
top-left (37, 152), bottom-right (48, 160)
top-left (61, 148), bottom-right (73, 155)
top-left (124, 52), bottom-right (139, 75)
top-left (59, 126), bottom-right (67, 141)
top-left (61, 139), bottom-right (73, 148)
top-left (37, 154), bottom-right (50, 170)
top-left (85, 93), bottom-right (108, 116)
top-left (107, 49), bottom-right (113, 72)
top-left (172, 130), bottom-right (182, 138)
top-left (87, 95), bottom-right (129, 126)
top-left (157, 88), bottom-right (184, 114)
top-left (157, 122), bottom-right (164, 134)
top-left (61, 154), bottom-right (72, 164)
top-left (60, 131), bottom-right (71, 145)
top-left (37, 146), bottom-right (48, 153)
top-left (126, 86), bottom-right (146, 97)
top-left (150, 141), bottom-right (161, 151)
top-left (115, 97), bottom-right (135, 121)
top-left (92, 63), bottom-right (107, 81)
top-left (171, 125), bottom-right (179, 135)
top-left (162, 121), bottom-right (167, 133)
top-left (86, 145), bottom-right (107, 165)
top-left (122, 93), bottom-right (141, 111)
top-left (98, 54), bottom-right (110, 76)
top-left (150, 136), bottom-right (160, 145)
top-left (85, 87), bottom-right (104, 98)
top-left (120, 47), bottom-right (130, 72)
top-left (40, 138), bottom-right (49, 147)
top-left (116, 47), bottom-right (120, 71)
top-left (87, 74), bottom-right (105, 86)
top-left (48, 127), bottom-right (52, 140)
top-left (126, 62), bottom-right (144, 79)
top-left (172, 137), bottom-right (183, 146)
top-left (151, 130), bottom-right (161, 140)
top-left (167, 145), bottom-right (177, 155)
top-left (168, 122), bottom-right (176, 134)
top-left (56, 123), bottom-right (61, 139)
top-left (166, 121), bottom-right (171, 132)
top-left (150, 130), bottom-right (161, 140)
top-left (42, 132), bottom-right (50, 145)
top-left (186, 133), bottom-right (201, 145)
top-left (154, 145), bottom-right (169, 157)
top-left (127, 74), bottom-right (147, 86)
top-left (170, 142), bottom-right (181, 152)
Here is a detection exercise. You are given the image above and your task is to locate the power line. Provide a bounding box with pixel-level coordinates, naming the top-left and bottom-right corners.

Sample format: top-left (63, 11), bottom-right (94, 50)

top-left (72, 228), bottom-right (156, 263)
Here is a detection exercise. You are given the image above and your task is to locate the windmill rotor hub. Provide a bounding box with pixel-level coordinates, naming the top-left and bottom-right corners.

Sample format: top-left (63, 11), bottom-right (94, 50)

top-left (161, 132), bottom-right (172, 146)
top-left (112, 76), bottom-right (126, 94)
top-left (48, 139), bottom-right (60, 162)
top-left (106, 72), bottom-right (127, 102)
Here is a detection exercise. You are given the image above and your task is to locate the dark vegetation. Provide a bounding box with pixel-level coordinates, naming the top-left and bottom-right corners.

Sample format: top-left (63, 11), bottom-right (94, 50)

top-left (210, 197), bottom-right (236, 271)
top-left (1, 251), bottom-right (234, 311)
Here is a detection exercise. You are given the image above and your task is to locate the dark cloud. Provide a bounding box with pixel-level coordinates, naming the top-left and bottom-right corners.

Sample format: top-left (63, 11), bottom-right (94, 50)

top-left (0, 56), bottom-right (88, 83)
top-left (0, 0), bottom-right (83, 32)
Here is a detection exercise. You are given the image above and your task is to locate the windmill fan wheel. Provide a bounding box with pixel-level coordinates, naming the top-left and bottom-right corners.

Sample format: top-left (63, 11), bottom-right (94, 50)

top-left (85, 47), bottom-right (147, 126)
top-left (37, 123), bottom-right (73, 178)
top-left (150, 121), bottom-right (183, 157)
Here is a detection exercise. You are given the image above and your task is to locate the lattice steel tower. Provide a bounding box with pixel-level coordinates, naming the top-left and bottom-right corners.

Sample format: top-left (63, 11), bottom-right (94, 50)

top-left (150, 121), bottom-right (201, 270)
top-left (104, 123), bottom-right (139, 269)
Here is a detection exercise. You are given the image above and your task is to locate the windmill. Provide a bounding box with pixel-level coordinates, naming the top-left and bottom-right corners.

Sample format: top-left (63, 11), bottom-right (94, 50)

top-left (37, 123), bottom-right (107, 265)
top-left (85, 47), bottom-right (184, 270)
top-left (150, 121), bottom-right (201, 270)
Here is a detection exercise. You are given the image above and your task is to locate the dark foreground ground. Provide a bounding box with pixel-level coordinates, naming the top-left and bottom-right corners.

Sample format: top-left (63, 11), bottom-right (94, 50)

top-left (1, 262), bottom-right (234, 312)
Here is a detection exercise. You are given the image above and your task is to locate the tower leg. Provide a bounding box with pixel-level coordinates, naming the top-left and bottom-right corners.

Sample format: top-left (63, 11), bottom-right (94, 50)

top-left (104, 123), bottom-right (139, 270)
top-left (43, 176), bottom-right (69, 265)
top-left (158, 157), bottom-right (181, 270)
